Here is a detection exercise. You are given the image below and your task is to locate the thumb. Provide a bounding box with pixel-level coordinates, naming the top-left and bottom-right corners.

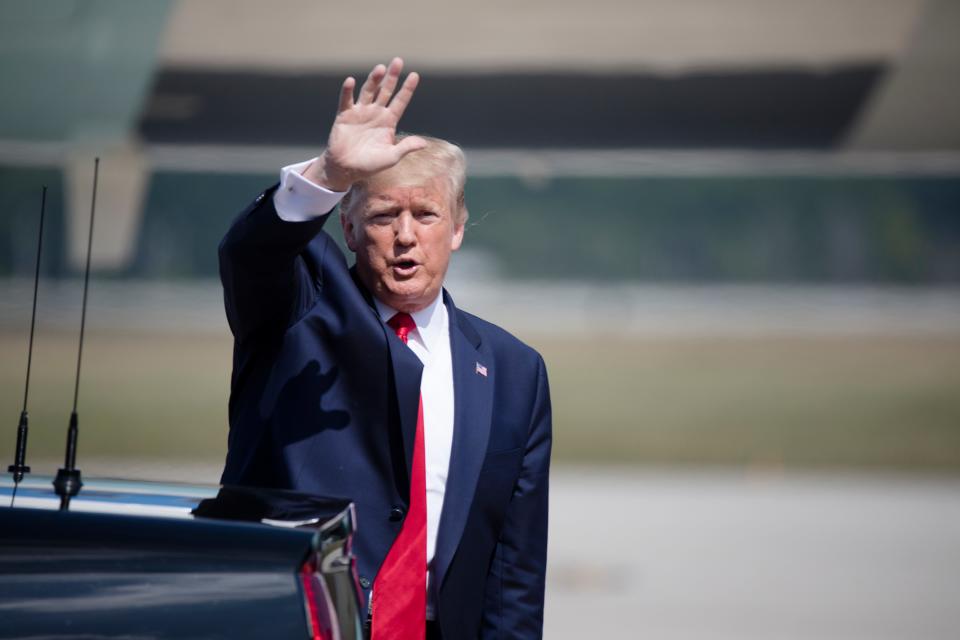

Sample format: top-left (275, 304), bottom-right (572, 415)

top-left (393, 135), bottom-right (428, 160)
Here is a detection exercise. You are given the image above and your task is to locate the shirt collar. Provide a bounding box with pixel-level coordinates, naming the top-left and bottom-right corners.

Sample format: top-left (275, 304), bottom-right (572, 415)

top-left (373, 293), bottom-right (446, 353)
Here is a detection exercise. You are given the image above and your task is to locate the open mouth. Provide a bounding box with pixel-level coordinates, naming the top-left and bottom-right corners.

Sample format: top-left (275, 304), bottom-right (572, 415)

top-left (392, 260), bottom-right (419, 277)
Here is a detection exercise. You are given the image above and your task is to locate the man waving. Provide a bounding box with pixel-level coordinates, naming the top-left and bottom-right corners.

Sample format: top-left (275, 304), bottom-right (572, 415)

top-left (219, 58), bottom-right (552, 639)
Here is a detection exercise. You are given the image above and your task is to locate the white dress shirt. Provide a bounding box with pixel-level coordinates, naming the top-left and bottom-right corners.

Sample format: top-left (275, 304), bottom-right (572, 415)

top-left (273, 159), bottom-right (455, 619)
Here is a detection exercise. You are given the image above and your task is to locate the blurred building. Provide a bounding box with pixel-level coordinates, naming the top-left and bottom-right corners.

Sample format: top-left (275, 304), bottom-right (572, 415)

top-left (0, 0), bottom-right (958, 281)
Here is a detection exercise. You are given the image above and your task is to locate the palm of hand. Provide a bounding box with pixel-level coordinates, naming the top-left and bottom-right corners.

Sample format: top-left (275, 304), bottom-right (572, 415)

top-left (327, 105), bottom-right (404, 175)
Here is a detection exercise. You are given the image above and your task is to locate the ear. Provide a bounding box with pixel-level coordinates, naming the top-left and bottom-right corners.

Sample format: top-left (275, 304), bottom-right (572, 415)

top-left (450, 219), bottom-right (465, 252)
top-left (340, 211), bottom-right (358, 252)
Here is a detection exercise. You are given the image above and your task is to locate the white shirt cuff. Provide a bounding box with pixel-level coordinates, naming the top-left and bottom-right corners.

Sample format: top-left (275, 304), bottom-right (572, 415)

top-left (273, 158), bottom-right (348, 222)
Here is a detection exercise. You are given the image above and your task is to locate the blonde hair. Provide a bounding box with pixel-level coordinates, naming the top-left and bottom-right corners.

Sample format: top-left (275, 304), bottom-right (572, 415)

top-left (340, 134), bottom-right (469, 225)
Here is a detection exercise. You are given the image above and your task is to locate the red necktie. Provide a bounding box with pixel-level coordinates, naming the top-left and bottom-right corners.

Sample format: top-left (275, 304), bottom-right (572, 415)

top-left (372, 312), bottom-right (427, 640)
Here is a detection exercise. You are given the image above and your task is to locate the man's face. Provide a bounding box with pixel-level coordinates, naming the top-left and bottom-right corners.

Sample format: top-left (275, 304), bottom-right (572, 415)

top-left (342, 174), bottom-right (464, 313)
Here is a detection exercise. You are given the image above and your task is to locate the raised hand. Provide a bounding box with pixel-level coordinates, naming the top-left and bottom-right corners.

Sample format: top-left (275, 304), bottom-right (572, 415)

top-left (304, 58), bottom-right (427, 191)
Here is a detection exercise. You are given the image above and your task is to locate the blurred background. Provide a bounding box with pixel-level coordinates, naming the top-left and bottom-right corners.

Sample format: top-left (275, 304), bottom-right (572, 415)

top-left (1, 1), bottom-right (959, 637)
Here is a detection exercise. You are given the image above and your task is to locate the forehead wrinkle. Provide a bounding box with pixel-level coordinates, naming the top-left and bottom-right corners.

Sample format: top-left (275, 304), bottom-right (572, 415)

top-left (410, 194), bottom-right (445, 209)
top-left (363, 188), bottom-right (447, 214)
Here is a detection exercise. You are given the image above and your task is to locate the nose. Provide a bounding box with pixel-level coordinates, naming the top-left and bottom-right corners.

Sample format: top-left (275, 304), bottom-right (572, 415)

top-left (395, 211), bottom-right (416, 246)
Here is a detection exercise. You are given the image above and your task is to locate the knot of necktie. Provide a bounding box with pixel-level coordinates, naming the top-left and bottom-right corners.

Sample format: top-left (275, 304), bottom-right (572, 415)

top-left (388, 312), bottom-right (416, 344)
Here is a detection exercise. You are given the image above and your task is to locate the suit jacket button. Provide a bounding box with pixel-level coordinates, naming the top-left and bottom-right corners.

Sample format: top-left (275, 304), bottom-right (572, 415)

top-left (389, 506), bottom-right (405, 522)
top-left (359, 577), bottom-right (371, 589)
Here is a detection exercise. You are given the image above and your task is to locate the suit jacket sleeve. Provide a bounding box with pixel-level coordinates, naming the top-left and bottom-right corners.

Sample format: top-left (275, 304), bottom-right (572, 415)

top-left (218, 186), bottom-right (334, 344)
top-left (482, 354), bottom-right (552, 639)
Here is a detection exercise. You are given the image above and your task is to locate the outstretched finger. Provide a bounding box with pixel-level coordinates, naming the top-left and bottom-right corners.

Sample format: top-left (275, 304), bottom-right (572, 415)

top-left (387, 71), bottom-right (420, 119)
top-left (337, 77), bottom-right (355, 113)
top-left (375, 57), bottom-right (403, 106)
top-left (358, 64), bottom-right (386, 104)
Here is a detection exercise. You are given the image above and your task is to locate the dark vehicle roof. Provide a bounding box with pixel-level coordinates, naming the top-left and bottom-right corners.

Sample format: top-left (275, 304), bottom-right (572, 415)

top-left (0, 475), bottom-right (360, 639)
top-left (1, 475), bottom-right (355, 569)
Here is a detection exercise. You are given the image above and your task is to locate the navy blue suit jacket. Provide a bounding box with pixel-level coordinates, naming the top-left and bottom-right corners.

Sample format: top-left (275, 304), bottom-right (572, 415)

top-left (218, 186), bottom-right (552, 639)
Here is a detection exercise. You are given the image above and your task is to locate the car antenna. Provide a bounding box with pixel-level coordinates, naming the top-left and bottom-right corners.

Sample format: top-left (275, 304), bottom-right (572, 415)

top-left (8, 186), bottom-right (47, 507)
top-left (53, 157), bottom-right (99, 512)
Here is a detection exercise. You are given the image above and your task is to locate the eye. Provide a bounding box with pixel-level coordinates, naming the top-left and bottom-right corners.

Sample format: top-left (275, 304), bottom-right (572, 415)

top-left (368, 211), bottom-right (396, 225)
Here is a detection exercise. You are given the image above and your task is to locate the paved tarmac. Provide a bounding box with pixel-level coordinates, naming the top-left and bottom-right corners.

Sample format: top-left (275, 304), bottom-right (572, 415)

top-left (545, 468), bottom-right (960, 639)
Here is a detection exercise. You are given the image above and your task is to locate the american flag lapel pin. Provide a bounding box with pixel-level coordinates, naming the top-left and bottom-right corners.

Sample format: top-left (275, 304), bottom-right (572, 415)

top-left (475, 361), bottom-right (488, 377)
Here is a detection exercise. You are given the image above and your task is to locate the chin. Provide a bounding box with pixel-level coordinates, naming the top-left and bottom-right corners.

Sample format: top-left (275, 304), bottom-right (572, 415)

top-left (383, 281), bottom-right (435, 311)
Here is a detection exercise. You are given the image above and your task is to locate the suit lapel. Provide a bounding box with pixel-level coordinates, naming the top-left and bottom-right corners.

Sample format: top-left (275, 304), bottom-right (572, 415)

top-left (434, 293), bottom-right (493, 590)
top-left (350, 266), bottom-right (423, 487)
top-left (385, 328), bottom-right (423, 485)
